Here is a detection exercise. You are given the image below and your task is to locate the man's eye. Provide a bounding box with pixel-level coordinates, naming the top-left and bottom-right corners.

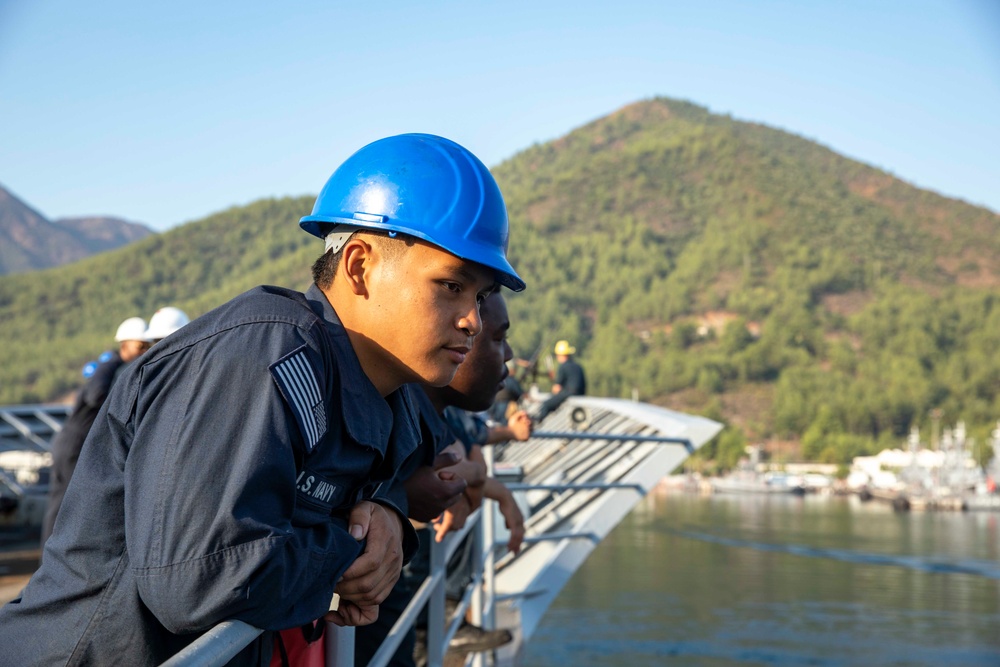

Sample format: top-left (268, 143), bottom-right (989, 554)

top-left (442, 282), bottom-right (461, 293)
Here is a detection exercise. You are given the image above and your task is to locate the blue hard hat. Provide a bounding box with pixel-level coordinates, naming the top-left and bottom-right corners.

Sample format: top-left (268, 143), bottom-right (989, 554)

top-left (300, 133), bottom-right (525, 292)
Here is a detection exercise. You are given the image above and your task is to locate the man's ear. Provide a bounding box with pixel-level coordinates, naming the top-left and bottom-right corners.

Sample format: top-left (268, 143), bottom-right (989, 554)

top-left (339, 237), bottom-right (374, 297)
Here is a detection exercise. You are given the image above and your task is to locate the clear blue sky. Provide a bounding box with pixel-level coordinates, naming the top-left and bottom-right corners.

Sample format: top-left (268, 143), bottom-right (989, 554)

top-left (2, 0), bottom-right (998, 231)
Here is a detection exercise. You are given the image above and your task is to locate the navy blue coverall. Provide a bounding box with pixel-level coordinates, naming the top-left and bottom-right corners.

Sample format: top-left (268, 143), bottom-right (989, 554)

top-left (0, 284), bottom-right (419, 666)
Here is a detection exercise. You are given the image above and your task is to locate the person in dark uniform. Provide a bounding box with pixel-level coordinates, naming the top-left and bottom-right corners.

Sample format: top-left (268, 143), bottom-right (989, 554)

top-left (0, 134), bottom-right (525, 666)
top-left (536, 339), bottom-right (587, 421)
top-left (41, 316), bottom-right (151, 545)
top-left (488, 361), bottom-right (523, 423)
top-left (355, 291), bottom-right (527, 667)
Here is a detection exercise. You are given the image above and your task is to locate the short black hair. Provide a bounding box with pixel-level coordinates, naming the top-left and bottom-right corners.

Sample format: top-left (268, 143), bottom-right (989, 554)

top-left (311, 231), bottom-right (414, 289)
top-left (311, 248), bottom-right (338, 288)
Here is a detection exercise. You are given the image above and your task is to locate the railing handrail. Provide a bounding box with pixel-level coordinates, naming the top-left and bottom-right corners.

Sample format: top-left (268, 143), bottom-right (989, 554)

top-left (159, 427), bottom-right (677, 666)
top-left (160, 621), bottom-right (263, 667)
top-left (529, 430), bottom-right (694, 451)
top-left (158, 509), bottom-right (486, 667)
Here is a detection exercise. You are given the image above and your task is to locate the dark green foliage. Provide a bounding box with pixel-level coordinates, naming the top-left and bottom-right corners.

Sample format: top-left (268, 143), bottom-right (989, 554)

top-left (3, 97), bottom-right (1000, 471)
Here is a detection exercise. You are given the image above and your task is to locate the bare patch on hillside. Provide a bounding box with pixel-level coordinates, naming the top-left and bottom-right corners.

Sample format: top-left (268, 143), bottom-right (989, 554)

top-left (823, 330), bottom-right (863, 351)
top-left (695, 310), bottom-right (746, 336)
top-left (848, 173), bottom-right (896, 201)
top-left (648, 387), bottom-right (711, 414)
top-left (629, 312), bottom-right (761, 341)
top-left (718, 384), bottom-right (774, 440)
top-left (614, 100), bottom-right (673, 125)
top-left (650, 383), bottom-right (774, 441)
top-left (761, 439), bottom-right (804, 462)
top-left (899, 274), bottom-right (944, 298)
top-left (821, 290), bottom-right (872, 317)
top-left (523, 197), bottom-right (562, 226)
top-left (639, 207), bottom-right (700, 240)
top-left (936, 250), bottom-right (1000, 289)
top-left (709, 270), bottom-right (743, 301)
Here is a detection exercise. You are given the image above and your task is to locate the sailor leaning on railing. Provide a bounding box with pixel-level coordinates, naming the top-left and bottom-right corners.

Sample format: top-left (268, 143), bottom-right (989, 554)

top-left (0, 133), bottom-right (526, 666)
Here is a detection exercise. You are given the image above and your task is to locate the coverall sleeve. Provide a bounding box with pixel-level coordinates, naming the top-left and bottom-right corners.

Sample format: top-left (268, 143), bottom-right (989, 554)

top-left (380, 442), bottom-right (428, 522)
top-left (124, 327), bottom-right (363, 634)
top-left (382, 393), bottom-right (459, 522)
top-left (370, 490), bottom-right (419, 560)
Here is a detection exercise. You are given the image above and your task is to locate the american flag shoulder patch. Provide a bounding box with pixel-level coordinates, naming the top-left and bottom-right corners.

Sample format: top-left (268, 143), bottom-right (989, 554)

top-left (270, 345), bottom-right (327, 451)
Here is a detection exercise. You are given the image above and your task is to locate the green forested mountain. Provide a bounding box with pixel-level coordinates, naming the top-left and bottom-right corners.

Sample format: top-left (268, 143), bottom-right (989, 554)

top-left (3, 97), bottom-right (999, 467)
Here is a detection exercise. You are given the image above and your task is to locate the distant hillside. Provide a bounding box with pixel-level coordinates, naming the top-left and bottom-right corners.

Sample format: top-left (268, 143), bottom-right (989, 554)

top-left (1, 98), bottom-right (998, 468)
top-left (0, 184), bottom-right (153, 274)
top-left (53, 216), bottom-right (152, 255)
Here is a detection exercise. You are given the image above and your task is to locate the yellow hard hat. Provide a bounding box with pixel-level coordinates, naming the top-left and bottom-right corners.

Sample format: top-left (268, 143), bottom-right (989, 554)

top-left (554, 340), bottom-right (576, 356)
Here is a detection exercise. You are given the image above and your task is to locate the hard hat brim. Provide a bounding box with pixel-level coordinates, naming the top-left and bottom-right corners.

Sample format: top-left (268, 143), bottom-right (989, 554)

top-left (300, 215), bottom-right (526, 292)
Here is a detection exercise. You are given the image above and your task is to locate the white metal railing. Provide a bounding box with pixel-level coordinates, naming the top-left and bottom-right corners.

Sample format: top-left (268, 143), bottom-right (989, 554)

top-left (160, 621), bottom-right (264, 666)
top-left (160, 508), bottom-right (486, 667)
top-left (0, 404), bottom-right (69, 453)
top-left (1, 399), bottom-right (715, 666)
top-left (160, 424), bottom-right (695, 666)
top-left (366, 507), bottom-right (484, 667)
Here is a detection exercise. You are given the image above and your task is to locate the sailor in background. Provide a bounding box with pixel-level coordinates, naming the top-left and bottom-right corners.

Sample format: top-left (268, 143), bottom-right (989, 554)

top-left (143, 306), bottom-right (191, 345)
top-left (536, 339), bottom-right (587, 421)
top-left (43, 316), bottom-right (145, 545)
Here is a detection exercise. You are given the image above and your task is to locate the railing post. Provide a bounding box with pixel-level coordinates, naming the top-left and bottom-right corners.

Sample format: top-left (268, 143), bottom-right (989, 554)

top-left (470, 444), bottom-right (497, 667)
top-left (480, 445), bottom-right (496, 632)
top-left (325, 624), bottom-right (354, 666)
top-left (427, 528), bottom-right (447, 667)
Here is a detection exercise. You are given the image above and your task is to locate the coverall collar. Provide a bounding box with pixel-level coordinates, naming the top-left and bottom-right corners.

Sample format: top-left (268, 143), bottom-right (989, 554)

top-left (304, 284), bottom-right (419, 457)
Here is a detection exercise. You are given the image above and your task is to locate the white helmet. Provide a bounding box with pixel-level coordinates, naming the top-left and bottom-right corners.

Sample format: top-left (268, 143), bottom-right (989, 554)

top-left (144, 307), bottom-right (190, 341)
top-left (115, 317), bottom-right (148, 342)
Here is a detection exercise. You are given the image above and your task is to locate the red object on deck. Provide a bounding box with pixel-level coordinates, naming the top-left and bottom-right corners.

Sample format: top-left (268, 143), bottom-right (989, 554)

top-left (270, 626), bottom-right (326, 667)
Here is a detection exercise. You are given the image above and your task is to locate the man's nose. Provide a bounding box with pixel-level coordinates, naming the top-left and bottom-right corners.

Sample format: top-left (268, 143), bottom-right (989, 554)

top-left (458, 303), bottom-right (483, 337)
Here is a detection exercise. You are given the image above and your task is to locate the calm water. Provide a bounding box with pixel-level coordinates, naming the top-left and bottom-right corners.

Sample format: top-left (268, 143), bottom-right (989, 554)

top-left (523, 490), bottom-right (1000, 666)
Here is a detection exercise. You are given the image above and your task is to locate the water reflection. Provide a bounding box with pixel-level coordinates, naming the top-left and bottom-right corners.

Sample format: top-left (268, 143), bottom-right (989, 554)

top-left (525, 491), bottom-right (1000, 666)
